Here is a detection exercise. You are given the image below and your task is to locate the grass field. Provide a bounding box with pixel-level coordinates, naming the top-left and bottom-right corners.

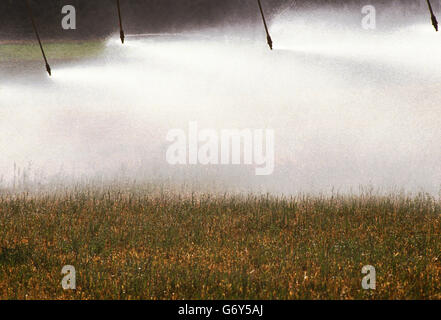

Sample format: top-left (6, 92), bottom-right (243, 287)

top-left (0, 40), bottom-right (105, 63)
top-left (0, 185), bottom-right (440, 300)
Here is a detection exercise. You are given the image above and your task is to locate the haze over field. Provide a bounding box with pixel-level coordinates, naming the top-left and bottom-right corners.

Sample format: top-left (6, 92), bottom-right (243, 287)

top-left (0, 5), bottom-right (440, 195)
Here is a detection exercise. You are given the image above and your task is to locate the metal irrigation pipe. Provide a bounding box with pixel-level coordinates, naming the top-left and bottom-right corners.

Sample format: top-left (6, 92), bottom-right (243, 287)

top-left (25, 0), bottom-right (51, 75)
top-left (257, 0), bottom-right (273, 50)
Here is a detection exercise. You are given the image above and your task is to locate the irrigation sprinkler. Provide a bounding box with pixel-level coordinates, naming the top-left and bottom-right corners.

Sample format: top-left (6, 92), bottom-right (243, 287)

top-left (257, 0), bottom-right (273, 50)
top-left (116, 0), bottom-right (125, 43)
top-left (426, 0), bottom-right (438, 31)
top-left (24, 0), bottom-right (51, 76)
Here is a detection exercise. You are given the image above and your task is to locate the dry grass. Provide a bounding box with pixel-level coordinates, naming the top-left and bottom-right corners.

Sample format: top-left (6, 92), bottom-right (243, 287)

top-left (0, 185), bottom-right (440, 300)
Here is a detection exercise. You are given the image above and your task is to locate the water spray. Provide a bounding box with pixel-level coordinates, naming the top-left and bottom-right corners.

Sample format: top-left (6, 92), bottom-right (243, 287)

top-left (257, 0), bottom-right (273, 50)
top-left (426, 0), bottom-right (438, 31)
top-left (116, 0), bottom-right (125, 43)
top-left (25, 0), bottom-right (51, 76)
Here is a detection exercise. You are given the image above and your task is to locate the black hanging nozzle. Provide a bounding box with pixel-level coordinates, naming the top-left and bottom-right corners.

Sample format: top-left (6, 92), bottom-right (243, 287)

top-left (431, 14), bottom-right (439, 32)
top-left (25, 0), bottom-right (52, 76)
top-left (46, 63), bottom-right (51, 76)
top-left (117, 0), bottom-right (125, 43)
top-left (427, 0), bottom-right (439, 32)
top-left (257, 0), bottom-right (273, 50)
top-left (267, 34), bottom-right (273, 50)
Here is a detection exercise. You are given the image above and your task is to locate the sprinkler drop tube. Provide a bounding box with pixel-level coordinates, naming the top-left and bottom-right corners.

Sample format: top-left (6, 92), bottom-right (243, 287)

top-left (117, 0), bottom-right (125, 43)
top-left (257, 0), bottom-right (273, 50)
top-left (25, 0), bottom-right (51, 76)
top-left (427, 0), bottom-right (438, 31)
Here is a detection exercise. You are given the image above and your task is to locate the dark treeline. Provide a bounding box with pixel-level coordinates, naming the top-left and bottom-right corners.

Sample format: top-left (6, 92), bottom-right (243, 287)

top-left (0, 0), bottom-right (436, 40)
